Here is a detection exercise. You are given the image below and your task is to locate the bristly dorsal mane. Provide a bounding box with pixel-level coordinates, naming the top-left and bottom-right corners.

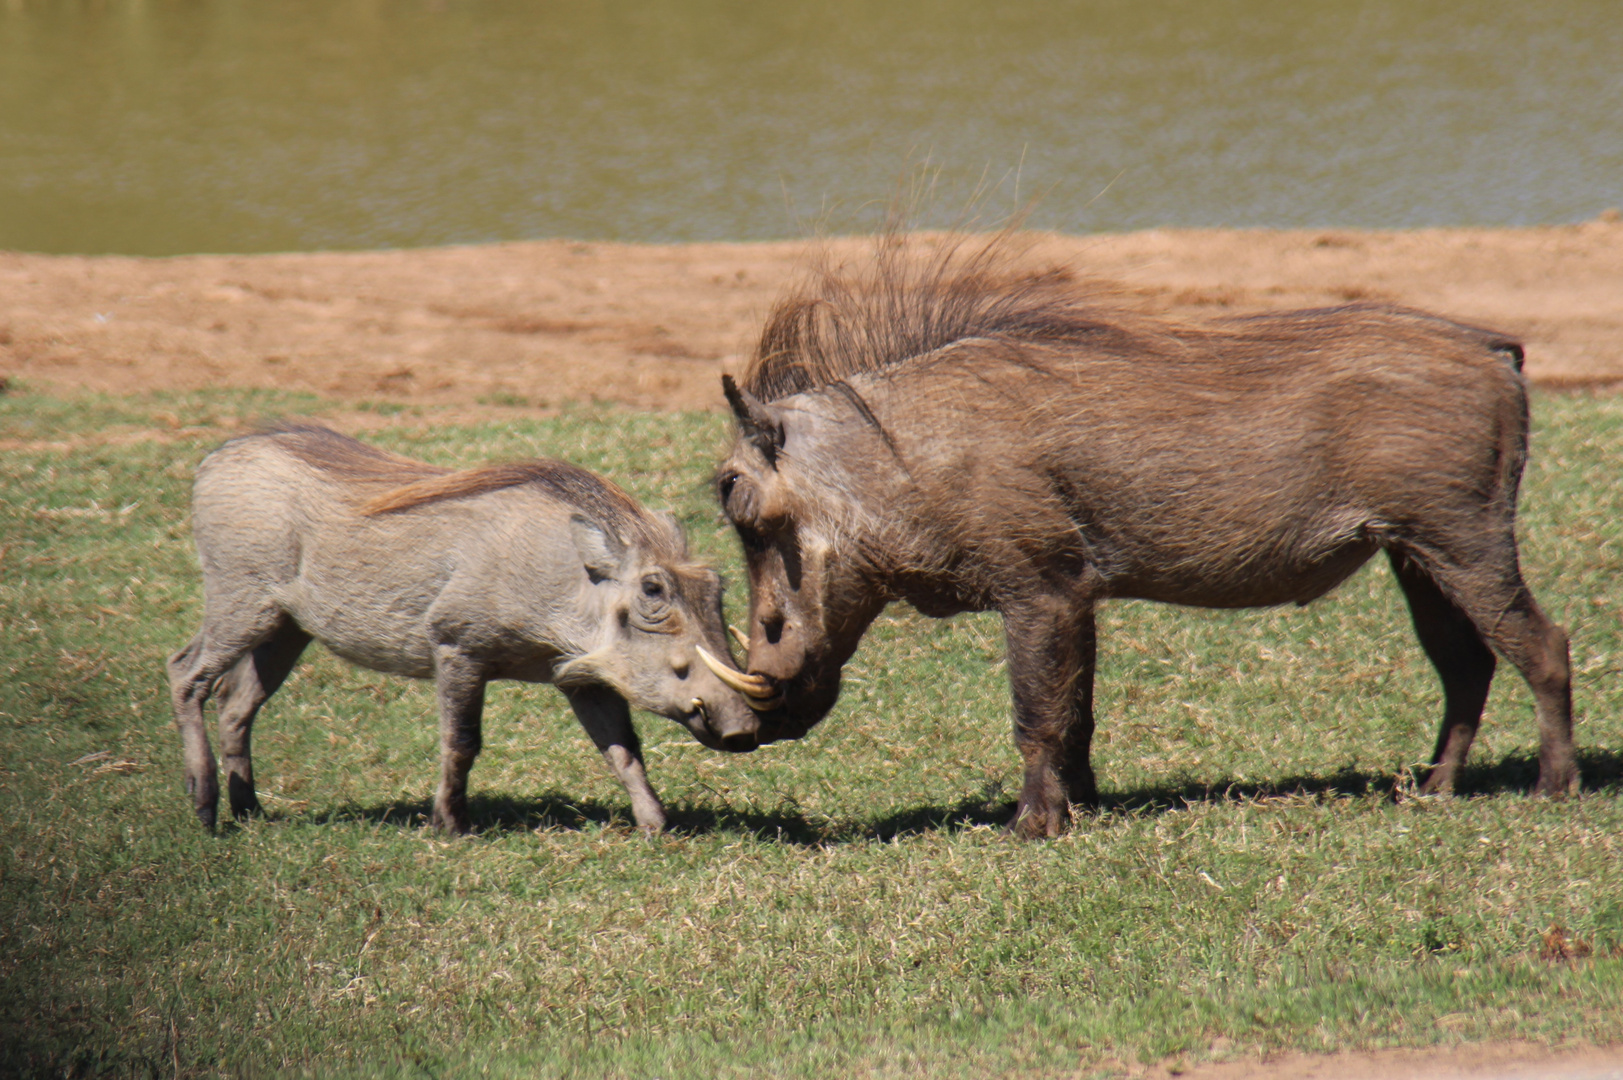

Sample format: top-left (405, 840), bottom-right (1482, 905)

top-left (359, 459), bottom-right (650, 539)
top-left (741, 231), bottom-right (1123, 402)
top-left (253, 423), bottom-right (658, 545)
top-left (255, 421), bottom-right (448, 485)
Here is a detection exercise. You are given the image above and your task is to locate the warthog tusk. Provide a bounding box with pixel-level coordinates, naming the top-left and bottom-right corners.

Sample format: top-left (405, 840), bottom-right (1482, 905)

top-left (695, 644), bottom-right (770, 693)
top-left (690, 697), bottom-right (708, 722)
top-left (729, 624), bottom-right (751, 651)
top-left (695, 645), bottom-right (780, 708)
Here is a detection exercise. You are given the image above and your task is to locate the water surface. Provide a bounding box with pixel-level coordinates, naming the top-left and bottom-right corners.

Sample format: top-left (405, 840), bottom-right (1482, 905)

top-left (2, 0), bottom-right (1620, 254)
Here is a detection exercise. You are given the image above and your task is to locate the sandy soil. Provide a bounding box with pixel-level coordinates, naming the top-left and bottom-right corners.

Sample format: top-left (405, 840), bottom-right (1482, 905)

top-left (4, 216), bottom-right (1621, 413)
top-left (1132, 1041), bottom-right (1623, 1080)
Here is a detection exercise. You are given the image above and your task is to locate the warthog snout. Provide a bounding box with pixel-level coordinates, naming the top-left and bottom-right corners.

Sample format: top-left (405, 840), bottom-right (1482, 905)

top-left (719, 727), bottom-right (759, 753)
top-left (691, 691), bottom-right (760, 752)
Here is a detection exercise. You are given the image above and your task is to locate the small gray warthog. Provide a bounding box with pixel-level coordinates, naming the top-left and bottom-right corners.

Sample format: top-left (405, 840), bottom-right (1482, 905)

top-left (705, 235), bottom-right (1577, 838)
top-left (168, 424), bottom-right (759, 834)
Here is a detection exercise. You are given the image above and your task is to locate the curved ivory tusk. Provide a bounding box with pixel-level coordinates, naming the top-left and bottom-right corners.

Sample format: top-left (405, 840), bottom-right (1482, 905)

top-left (729, 624), bottom-right (751, 651)
top-left (690, 698), bottom-right (708, 721)
top-left (695, 644), bottom-right (777, 701)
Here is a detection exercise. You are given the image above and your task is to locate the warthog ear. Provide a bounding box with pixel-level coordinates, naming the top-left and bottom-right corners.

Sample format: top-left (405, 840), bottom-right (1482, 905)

top-left (722, 375), bottom-right (785, 467)
top-left (571, 514), bottom-right (629, 583)
top-left (651, 510), bottom-right (690, 556)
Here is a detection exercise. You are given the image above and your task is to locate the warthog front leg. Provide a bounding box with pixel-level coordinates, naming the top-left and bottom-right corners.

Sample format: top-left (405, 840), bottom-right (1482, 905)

top-left (1001, 578), bottom-right (1101, 839)
top-left (168, 633), bottom-right (223, 829)
top-left (168, 602), bottom-right (295, 829)
top-left (213, 624), bottom-right (311, 820)
top-left (431, 645), bottom-right (487, 834)
top-left (563, 685), bottom-right (667, 835)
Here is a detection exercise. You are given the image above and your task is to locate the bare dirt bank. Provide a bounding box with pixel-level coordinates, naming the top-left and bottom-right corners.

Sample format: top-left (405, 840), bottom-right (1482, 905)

top-left (1150, 1041), bottom-right (1623, 1080)
top-left (4, 218), bottom-right (1621, 412)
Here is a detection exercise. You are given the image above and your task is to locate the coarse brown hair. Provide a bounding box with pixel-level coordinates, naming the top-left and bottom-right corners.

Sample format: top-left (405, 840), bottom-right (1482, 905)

top-left (741, 231), bottom-right (1525, 405)
top-left (248, 422), bottom-right (655, 544)
top-left (742, 231), bottom-right (1160, 402)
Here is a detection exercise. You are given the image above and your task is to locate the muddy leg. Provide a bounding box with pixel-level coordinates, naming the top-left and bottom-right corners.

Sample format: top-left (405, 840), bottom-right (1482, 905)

top-left (214, 623), bottom-right (311, 820)
top-left (563, 685), bottom-right (667, 835)
top-left (1001, 582), bottom-right (1099, 839)
top-left (1389, 552), bottom-right (1497, 794)
top-left (431, 646), bottom-right (486, 834)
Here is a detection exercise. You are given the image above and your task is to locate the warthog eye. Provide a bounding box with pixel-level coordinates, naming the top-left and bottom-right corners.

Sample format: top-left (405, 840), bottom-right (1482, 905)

top-left (630, 574), bottom-right (675, 633)
top-left (720, 471), bottom-right (763, 527)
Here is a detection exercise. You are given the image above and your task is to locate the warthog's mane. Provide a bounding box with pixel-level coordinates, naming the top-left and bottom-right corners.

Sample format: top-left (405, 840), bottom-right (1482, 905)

top-left (741, 231), bottom-right (1150, 403)
top-left (251, 423), bottom-right (664, 548)
top-left (739, 232), bottom-right (1527, 406)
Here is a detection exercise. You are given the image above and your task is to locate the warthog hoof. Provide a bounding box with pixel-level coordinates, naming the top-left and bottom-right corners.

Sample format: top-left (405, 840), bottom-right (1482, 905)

top-left (1007, 802), bottom-right (1068, 840)
top-left (227, 774), bottom-right (261, 820)
top-left (1418, 767), bottom-right (1457, 796)
top-left (186, 774), bottom-right (218, 830)
top-left (1533, 767), bottom-right (1580, 799)
top-left (431, 805), bottom-right (472, 835)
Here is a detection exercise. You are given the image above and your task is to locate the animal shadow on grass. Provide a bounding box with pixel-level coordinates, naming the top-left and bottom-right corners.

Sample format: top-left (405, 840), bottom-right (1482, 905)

top-left (866, 748), bottom-right (1623, 841)
top-left (1102, 747), bottom-right (1618, 815)
top-left (308, 791), bottom-right (832, 844)
top-left (241, 749), bottom-right (1620, 844)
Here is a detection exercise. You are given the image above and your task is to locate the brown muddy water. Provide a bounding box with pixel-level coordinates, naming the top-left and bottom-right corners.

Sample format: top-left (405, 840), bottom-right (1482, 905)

top-left (1, 0), bottom-right (1620, 255)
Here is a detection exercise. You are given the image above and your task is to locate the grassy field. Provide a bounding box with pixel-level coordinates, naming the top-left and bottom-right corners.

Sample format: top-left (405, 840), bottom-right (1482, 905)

top-left (2, 385), bottom-right (1620, 1079)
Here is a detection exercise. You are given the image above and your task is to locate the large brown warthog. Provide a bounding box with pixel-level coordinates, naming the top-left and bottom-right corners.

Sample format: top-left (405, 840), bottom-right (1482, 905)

top-left (704, 236), bottom-right (1576, 837)
top-left (169, 424), bottom-right (759, 834)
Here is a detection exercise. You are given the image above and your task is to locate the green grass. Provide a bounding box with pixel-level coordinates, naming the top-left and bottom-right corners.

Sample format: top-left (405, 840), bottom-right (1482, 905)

top-left (2, 387), bottom-right (1620, 1078)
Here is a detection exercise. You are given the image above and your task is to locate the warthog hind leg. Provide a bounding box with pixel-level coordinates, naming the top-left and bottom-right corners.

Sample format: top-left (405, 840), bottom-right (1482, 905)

top-left (1389, 551), bottom-right (1497, 794)
top-left (431, 645), bottom-right (487, 834)
top-left (213, 623), bottom-right (312, 820)
top-left (1397, 541), bottom-right (1576, 798)
top-left (565, 685), bottom-right (667, 834)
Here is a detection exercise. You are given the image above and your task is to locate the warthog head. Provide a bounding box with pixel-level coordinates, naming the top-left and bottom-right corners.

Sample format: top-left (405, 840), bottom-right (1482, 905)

top-left (704, 377), bottom-right (896, 743)
top-left (555, 511), bottom-right (763, 753)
